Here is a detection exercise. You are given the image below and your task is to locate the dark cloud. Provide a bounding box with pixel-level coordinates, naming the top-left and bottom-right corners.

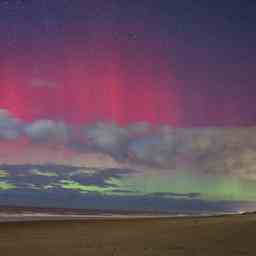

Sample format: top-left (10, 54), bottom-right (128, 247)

top-left (0, 188), bottom-right (254, 214)
top-left (1, 164), bottom-right (256, 213)
top-left (149, 192), bottom-right (201, 199)
top-left (0, 164), bottom-right (133, 190)
top-left (71, 168), bottom-right (134, 187)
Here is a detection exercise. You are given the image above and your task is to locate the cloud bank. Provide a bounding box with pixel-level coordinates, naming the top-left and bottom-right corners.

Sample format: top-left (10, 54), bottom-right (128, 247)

top-left (1, 108), bottom-right (256, 180)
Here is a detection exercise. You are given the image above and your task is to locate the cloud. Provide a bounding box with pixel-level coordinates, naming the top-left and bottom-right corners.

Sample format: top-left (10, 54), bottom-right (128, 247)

top-left (79, 122), bottom-right (182, 168)
top-left (29, 169), bottom-right (58, 177)
top-left (81, 122), bottom-right (130, 159)
top-left (127, 122), bottom-right (152, 135)
top-left (78, 122), bottom-right (256, 180)
top-left (0, 109), bottom-right (22, 139)
top-left (80, 122), bottom-right (177, 167)
top-left (24, 120), bottom-right (70, 144)
top-left (149, 192), bottom-right (201, 199)
top-left (128, 133), bottom-right (176, 168)
top-left (1, 108), bottom-right (256, 181)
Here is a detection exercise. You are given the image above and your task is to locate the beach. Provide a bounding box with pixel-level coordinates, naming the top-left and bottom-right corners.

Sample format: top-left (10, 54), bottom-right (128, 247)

top-left (0, 214), bottom-right (256, 255)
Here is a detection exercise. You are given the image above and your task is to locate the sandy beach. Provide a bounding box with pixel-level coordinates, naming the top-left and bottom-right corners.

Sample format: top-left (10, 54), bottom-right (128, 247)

top-left (0, 213), bottom-right (256, 255)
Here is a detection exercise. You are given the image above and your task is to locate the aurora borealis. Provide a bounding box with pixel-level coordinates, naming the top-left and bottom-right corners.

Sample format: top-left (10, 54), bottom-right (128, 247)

top-left (0, 0), bottom-right (256, 213)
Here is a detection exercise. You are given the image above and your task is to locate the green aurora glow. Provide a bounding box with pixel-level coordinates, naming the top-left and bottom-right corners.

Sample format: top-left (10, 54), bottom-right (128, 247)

top-left (41, 172), bottom-right (256, 201)
top-left (105, 173), bottom-right (256, 201)
top-left (0, 181), bottom-right (16, 190)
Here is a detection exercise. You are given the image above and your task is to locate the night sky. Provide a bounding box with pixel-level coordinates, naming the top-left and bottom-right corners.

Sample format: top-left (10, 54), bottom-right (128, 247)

top-left (0, 0), bottom-right (256, 213)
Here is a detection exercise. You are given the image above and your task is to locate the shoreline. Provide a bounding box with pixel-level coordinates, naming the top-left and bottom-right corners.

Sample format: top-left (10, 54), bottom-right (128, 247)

top-left (0, 211), bottom-right (250, 223)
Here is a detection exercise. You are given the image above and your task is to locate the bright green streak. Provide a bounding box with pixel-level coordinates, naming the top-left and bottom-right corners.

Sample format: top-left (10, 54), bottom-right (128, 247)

top-left (69, 169), bottom-right (96, 176)
top-left (30, 169), bottom-right (58, 177)
top-left (0, 170), bottom-right (9, 177)
top-left (0, 181), bottom-right (16, 190)
top-left (45, 180), bottom-right (136, 196)
top-left (106, 173), bottom-right (256, 201)
top-left (58, 180), bottom-right (117, 193)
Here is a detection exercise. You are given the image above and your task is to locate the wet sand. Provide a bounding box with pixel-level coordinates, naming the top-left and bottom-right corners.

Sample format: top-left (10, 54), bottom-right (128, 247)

top-left (1, 214), bottom-right (256, 255)
top-left (0, 213), bottom-right (178, 222)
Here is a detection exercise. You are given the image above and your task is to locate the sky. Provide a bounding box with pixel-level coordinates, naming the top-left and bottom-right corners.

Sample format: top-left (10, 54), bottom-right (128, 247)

top-left (0, 0), bottom-right (256, 213)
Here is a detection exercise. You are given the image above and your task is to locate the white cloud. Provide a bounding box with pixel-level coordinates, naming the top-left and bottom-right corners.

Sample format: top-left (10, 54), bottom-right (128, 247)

top-left (82, 122), bottom-right (130, 159)
top-left (25, 120), bottom-right (70, 143)
top-left (127, 122), bottom-right (152, 135)
top-left (0, 109), bottom-right (22, 139)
